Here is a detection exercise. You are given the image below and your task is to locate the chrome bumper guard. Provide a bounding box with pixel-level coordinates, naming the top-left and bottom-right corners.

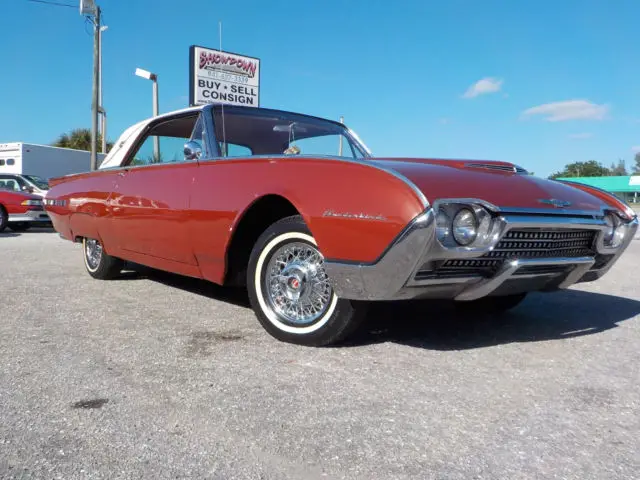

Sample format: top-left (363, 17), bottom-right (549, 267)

top-left (324, 207), bottom-right (638, 302)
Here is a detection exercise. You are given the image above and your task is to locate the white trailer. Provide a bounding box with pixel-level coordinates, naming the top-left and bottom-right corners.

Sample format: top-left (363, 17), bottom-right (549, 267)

top-left (0, 143), bottom-right (106, 180)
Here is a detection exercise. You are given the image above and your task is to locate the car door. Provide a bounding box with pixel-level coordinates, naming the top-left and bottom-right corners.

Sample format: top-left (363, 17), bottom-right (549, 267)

top-left (107, 113), bottom-right (201, 265)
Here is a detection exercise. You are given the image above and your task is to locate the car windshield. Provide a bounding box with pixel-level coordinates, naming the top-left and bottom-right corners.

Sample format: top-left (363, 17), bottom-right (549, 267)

top-left (23, 175), bottom-right (49, 190)
top-left (211, 106), bottom-right (372, 159)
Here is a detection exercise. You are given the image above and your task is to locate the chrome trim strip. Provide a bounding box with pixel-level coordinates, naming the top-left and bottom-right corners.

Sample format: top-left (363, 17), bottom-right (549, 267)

top-left (432, 197), bottom-right (499, 213)
top-left (410, 276), bottom-right (479, 285)
top-left (454, 257), bottom-right (595, 301)
top-left (494, 206), bottom-right (606, 218)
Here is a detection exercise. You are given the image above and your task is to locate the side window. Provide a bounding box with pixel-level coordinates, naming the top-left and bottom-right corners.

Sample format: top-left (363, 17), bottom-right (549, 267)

top-left (6, 159), bottom-right (15, 166)
top-left (219, 142), bottom-right (252, 157)
top-left (0, 160), bottom-right (5, 166)
top-left (1, 179), bottom-right (21, 191)
top-left (127, 115), bottom-right (198, 166)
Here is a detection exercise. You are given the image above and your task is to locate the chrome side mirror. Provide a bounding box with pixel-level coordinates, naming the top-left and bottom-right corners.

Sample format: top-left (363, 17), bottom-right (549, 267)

top-left (184, 140), bottom-right (203, 160)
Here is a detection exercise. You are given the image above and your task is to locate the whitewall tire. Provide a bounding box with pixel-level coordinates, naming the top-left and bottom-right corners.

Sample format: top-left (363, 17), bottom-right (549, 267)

top-left (247, 215), bottom-right (367, 346)
top-left (82, 237), bottom-right (124, 280)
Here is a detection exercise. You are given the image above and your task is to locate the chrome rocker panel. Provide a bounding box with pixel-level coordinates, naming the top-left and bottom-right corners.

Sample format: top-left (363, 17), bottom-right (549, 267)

top-left (324, 208), bottom-right (639, 302)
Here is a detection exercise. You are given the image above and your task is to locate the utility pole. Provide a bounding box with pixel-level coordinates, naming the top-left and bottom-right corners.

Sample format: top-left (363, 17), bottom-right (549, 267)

top-left (90, 6), bottom-right (101, 171)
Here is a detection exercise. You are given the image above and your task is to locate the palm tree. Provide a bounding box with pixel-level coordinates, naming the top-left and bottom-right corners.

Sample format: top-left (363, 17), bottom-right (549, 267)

top-left (52, 128), bottom-right (113, 152)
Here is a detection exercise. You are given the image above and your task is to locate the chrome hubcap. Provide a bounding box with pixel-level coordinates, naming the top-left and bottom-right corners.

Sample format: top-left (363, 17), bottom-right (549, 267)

top-left (264, 242), bottom-right (333, 325)
top-left (85, 238), bottom-right (103, 269)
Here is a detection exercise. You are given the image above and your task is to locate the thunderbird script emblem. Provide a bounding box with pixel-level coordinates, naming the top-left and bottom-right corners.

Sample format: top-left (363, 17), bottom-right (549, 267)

top-left (538, 198), bottom-right (571, 208)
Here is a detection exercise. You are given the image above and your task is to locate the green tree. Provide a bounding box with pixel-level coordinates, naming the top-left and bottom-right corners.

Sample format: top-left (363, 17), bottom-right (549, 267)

top-left (634, 152), bottom-right (640, 174)
top-left (52, 128), bottom-right (113, 153)
top-left (549, 160), bottom-right (611, 179)
top-left (610, 158), bottom-right (628, 176)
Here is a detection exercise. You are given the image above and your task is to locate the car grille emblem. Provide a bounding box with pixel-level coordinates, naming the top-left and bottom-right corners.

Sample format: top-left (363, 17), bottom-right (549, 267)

top-left (538, 198), bottom-right (571, 208)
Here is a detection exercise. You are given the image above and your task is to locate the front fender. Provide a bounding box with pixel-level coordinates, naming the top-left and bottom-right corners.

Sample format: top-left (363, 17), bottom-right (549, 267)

top-left (256, 158), bottom-right (427, 263)
top-left (557, 180), bottom-right (637, 220)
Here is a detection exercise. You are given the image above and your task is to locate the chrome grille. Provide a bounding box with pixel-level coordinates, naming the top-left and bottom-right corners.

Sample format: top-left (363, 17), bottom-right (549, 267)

top-left (483, 229), bottom-right (596, 259)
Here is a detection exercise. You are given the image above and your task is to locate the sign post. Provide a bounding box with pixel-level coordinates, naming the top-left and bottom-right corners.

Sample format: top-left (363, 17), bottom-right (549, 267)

top-left (189, 45), bottom-right (260, 107)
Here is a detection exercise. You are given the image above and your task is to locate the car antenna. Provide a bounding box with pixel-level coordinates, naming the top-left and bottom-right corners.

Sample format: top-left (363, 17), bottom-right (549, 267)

top-left (218, 20), bottom-right (227, 157)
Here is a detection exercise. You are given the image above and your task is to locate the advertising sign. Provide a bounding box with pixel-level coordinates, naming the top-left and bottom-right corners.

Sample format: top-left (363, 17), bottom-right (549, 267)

top-left (189, 45), bottom-right (260, 107)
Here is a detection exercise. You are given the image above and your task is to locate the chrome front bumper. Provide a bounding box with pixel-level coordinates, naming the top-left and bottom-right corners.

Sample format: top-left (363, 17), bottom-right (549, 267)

top-left (324, 207), bottom-right (639, 302)
top-left (9, 209), bottom-right (51, 223)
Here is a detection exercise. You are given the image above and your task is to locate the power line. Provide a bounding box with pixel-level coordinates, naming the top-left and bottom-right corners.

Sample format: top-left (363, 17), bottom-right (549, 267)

top-left (26, 0), bottom-right (76, 8)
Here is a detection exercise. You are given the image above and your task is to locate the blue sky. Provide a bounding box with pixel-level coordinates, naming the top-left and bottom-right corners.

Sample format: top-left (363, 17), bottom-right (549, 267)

top-left (1, 0), bottom-right (639, 177)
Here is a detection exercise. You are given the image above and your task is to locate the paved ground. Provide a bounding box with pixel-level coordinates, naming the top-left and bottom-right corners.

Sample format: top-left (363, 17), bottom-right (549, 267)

top-left (1, 229), bottom-right (639, 480)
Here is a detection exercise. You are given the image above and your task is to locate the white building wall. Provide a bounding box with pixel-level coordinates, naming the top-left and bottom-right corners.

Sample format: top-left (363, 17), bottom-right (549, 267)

top-left (0, 143), bottom-right (106, 180)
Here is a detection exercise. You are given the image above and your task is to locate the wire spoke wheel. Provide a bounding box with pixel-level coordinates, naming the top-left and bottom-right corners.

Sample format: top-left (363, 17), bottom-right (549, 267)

top-left (263, 241), bottom-right (333, 326)
top-left (85, 238), bottom-right (103, 271)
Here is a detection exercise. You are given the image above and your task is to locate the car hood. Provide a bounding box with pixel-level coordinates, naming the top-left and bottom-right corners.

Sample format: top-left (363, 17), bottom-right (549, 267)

top-left (369, 158), bottom-right (607, 212)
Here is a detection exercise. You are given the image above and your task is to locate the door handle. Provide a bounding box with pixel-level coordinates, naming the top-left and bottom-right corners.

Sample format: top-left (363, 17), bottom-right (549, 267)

top-left (117, 171), bottom-right (126, 177)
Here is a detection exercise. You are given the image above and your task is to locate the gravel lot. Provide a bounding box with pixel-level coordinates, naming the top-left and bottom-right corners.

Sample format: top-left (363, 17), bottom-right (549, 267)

top-left (1, 229), bottom-right (639, 479)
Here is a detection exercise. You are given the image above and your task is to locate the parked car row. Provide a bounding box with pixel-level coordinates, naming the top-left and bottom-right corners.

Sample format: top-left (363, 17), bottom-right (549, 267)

top-left (0, 173), bottom-right (51, 232)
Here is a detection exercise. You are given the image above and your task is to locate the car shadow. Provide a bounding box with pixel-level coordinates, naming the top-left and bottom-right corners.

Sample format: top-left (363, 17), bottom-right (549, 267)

top-left (25, 226), bottom-right (55, 233)
top-left (120, 263), bottom-right (250, 309)
top-left (115, 263), bottom-right (640, 350)
top-left (345, 290), bottom-right (640, 350)
top-left (0, 227), bottom-right (54, 236)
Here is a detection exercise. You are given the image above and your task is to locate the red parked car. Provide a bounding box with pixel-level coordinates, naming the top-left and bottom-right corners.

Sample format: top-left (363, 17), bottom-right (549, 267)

top-left (0, 187), bottom-right (50, 232)
top-left (44, 104), bottom-right (638, 346)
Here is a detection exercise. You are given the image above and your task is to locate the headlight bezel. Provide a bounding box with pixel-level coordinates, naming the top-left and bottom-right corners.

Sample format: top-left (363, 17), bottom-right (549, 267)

top-left (602, 211), bottom-right (626, 249)
top-left (433, 199), bottom-right (502, 251)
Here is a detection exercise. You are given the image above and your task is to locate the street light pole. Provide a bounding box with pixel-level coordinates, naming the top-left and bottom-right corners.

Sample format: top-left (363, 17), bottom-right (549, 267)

top-left (135, 67), bottom-right (160, 161)
top-left (152, 76), bottom-right (159, 161)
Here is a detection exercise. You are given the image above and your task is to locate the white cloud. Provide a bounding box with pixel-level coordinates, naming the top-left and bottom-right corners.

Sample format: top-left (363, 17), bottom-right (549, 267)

top-left (438, 117), bottom-right (451, 124)
top-left (568, 132), bottom-right (593, 139)
top-left (522, 100), bottom-right (609, 122)
top-left (462, 77), bottom-right (503, 98)
top-left (631, 146), bottom-right (640, 153)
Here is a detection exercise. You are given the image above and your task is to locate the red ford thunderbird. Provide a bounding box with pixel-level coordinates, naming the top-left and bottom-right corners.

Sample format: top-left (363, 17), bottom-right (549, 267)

top-left (44, 104), bottom-right (638, 346)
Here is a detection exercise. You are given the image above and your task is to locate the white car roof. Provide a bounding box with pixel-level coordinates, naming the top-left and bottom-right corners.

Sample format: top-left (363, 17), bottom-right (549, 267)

top-left (99, 105), bottom-right (203, 169)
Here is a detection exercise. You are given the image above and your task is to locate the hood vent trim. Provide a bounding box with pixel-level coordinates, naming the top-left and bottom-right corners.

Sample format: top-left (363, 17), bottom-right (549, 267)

top-left (465, 163), bottom-right (529, 175)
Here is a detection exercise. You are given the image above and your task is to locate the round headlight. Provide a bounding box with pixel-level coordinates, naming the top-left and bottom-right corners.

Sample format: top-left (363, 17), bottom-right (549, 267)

top-left (452, 208), bottom-right (478, 246)
top-left (436, 209), bottom-right (450, 243)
